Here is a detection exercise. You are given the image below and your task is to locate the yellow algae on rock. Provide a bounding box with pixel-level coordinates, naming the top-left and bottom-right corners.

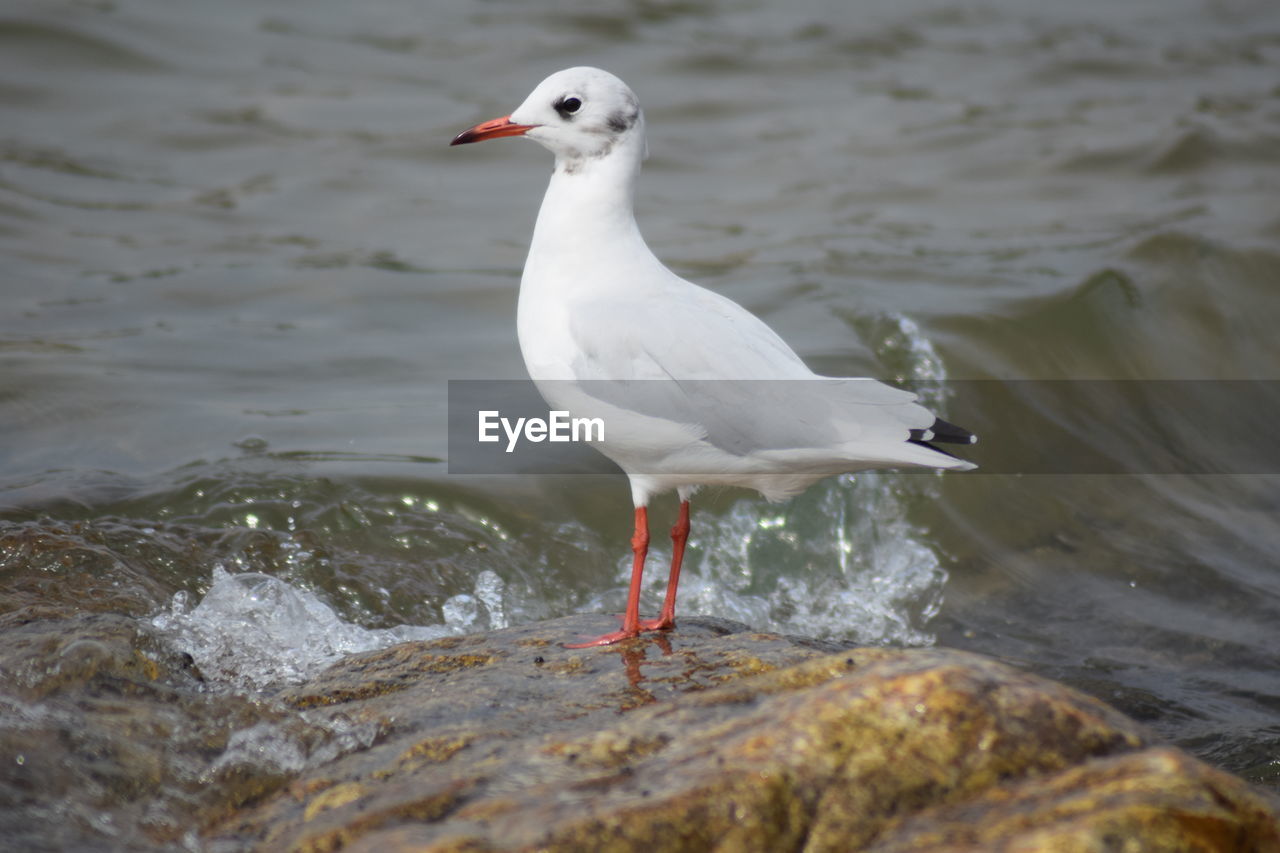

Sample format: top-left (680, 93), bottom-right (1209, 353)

top-left (303, 782), bottom-right (367, 822)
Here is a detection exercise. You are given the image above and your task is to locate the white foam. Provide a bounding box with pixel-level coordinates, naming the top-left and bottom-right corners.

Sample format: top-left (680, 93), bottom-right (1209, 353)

top-left (152, 566), bottom-right (508, 691)
top-left (205, 721), bottom-right (308, 777)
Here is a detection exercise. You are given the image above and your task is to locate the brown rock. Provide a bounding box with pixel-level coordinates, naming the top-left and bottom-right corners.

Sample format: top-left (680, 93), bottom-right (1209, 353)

top-left (866, 747), bottom-right (1280, 852)
top-left (203, 617), bottom-right (1280, 851)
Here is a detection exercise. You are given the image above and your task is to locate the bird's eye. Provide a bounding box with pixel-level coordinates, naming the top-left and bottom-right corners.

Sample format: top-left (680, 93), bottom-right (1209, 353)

top-left (555, 96), bottom-right (583, 117)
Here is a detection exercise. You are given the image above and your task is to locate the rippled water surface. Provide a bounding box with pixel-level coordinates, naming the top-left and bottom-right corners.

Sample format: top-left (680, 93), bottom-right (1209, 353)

top-left (3, 0), bottom-right (1280, 830)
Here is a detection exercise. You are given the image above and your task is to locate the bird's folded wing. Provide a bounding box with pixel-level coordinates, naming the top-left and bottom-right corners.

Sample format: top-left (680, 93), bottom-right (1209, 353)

top-left (562, 288), bottom-right (935, 458)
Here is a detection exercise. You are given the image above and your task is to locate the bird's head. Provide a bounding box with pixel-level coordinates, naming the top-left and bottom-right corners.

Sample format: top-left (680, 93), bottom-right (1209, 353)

top-left (451, 67), bottom-right (646, 169)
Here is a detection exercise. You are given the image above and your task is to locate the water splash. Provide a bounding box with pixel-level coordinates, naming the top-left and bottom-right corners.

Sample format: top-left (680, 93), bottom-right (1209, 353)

top-left (872, 311), bottom-right (950, 406)
top-left (628, 471), bottom-right (947, 646)
top-left (151, 565), bottom-right (508, 691)
top-left (205, 720), bottom-right (308, 777)
top-left (202, 711), bottom-right (381, 782)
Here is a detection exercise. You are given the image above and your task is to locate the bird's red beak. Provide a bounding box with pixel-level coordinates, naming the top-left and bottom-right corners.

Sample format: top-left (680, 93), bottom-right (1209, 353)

top-left (450, 115), bottom-right (536, 146)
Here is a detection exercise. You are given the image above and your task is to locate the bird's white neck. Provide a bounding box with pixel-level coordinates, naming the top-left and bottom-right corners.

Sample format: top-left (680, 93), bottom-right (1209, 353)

top-left (517, 131), bottom-right (659, 379)
top-left (525, 134), bottom-right (649, 273)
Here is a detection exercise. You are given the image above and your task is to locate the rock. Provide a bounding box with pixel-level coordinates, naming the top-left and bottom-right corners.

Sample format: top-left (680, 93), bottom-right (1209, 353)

top-left (0, 609), bottom-right (283, 850)
top-left (0, 517), bottom-right (1275, 852)
top-left (865, 747), bottom-right (1280, 852)
top-left (202, 616), bottom-right (1280, 852)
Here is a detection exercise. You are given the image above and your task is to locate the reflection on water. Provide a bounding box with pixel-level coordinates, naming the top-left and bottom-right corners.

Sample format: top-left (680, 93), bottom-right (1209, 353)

top-left (2, 0), bottom-right (1280, 827)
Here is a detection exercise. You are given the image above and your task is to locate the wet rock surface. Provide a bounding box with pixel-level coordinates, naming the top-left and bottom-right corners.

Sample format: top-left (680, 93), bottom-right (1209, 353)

top-left (205, 617), bottom-right (1276, 852)
top-left (1, 524), bottom-right (1277, 851)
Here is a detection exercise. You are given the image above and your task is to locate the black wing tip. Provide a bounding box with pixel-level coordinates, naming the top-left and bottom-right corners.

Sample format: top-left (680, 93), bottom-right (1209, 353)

top-left (911, 417), bottom-right (976, 446)
top-left (909, 416), bottom-right (977, 464)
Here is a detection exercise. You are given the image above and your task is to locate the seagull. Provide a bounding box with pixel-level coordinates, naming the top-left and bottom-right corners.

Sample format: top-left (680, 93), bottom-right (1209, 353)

top-left (451, 67), bottom-right (976, 647)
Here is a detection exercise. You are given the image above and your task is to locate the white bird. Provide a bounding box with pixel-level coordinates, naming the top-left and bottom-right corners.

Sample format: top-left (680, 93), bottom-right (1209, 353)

top-left (452, 67), bottom-right (976, 647)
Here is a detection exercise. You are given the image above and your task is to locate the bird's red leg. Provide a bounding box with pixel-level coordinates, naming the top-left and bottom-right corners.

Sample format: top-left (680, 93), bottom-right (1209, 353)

top-left (641, 499), bottom-right (689, 632)
top-left (564, 506), bottom-right (649, 648)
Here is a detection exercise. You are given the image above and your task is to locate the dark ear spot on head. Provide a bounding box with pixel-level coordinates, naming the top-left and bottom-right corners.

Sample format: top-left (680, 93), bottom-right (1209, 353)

top-left (606, 105), bottom-right (638, 133)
